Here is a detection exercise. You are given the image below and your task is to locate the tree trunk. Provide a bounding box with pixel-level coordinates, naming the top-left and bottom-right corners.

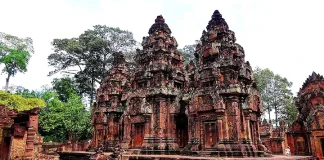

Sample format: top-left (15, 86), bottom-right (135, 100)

top-left (90, 76), bottom-right (94, 106)
top-left (68, 133), bottom-right (72, 141)
top-left (5, 74), bottom-right (11, 91)
top-left (268, 107), bottom-right (271, 123)
top-left (275, 106), bottom-right (278, 128)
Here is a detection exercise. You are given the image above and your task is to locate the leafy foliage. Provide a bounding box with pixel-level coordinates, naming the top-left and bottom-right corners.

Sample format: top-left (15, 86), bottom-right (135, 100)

top-left (0, 90), bottom-right (45, 111)
top-left (279, 96), bottom-right (298, 125)
top-left (0, 32), bottom-right (34, 90)
top-left (37, 91), bottom-right (91, 142)
top-left (0, 32), bottom-right (33, 57)
top-left (61, 93), bottom-right (92, 141)
top-left (51, 76), bottom-right (79, 102)
top-left (179, 44), bottom-right (197, 66)
top-left (16, 79), bottom-right (92, 142)
top-left (253, 67), bottom-right (296, 125)
top-left (47, 25), bottom-right (137, 104)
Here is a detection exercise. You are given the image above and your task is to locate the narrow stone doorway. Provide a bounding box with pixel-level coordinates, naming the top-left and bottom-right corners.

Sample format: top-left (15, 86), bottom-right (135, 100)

top-left (176, 114), bottom-right (188, 148)
top-left (133, 123), bottom-right (144, 148)
top-left (204, 122), bottom-right (218, 148)
top-left (0, 137), bottom-right (11, 160)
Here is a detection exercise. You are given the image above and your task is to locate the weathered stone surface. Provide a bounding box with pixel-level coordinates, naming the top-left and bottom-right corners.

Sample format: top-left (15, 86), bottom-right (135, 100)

top-left (0, 106), bottom-right (40, 160)
top-left (91, 10), bottom-right (266, 157)
top-left (183, 10), bottom-right (264, 156)
top-left (92, 52), bottom-right (129, 151)
top-left (10, 132), bottom-right (27, 159)
top-left (286, 72), bottom-right (324, 159)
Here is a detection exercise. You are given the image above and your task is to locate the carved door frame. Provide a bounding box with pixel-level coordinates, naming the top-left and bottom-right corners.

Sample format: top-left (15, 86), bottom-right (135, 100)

top-left (132, 123), bottom-right (145, 148)
top-left (176, 114), bottom-right (188, 148)
top-left (203, 121), bottom-right (218, 149)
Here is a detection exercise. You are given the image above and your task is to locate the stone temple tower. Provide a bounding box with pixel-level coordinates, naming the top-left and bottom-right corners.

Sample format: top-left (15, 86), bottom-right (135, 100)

top-left (185, 10), bottom-right (266, 156)
top-left (92, 52), bottom-right (129, 151)
top-left (121, 15), bottom-right (187, 153)
top-left (92, 10), bottom-right (267, 157)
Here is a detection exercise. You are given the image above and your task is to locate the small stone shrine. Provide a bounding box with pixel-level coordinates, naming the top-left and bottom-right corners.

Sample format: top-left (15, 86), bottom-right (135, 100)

top-left (286, 72), bottom-right (324, 158)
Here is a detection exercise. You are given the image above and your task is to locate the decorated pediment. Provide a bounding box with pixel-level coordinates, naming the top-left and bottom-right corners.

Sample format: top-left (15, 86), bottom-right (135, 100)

top-left (0, 105), bottom-right (17, 128)
top-left (309, 109), bottom-right (324, 130)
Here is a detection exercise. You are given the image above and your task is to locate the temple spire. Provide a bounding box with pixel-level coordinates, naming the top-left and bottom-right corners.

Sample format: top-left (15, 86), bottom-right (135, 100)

top-left (148, 15), bottom-right (172, 34)
top-left (206, 10), bottom-right (229, 31)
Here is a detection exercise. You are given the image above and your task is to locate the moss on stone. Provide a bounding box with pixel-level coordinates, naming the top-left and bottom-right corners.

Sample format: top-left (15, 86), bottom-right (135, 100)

top-left (0, 90), bottom-right (45, 111)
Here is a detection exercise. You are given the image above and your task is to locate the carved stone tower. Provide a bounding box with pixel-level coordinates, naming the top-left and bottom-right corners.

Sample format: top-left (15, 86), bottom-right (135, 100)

top-left (121, 15), bottom-right (187, 152)
top-left (186, 10), bottom-right (265, 156)
top-left (92, 52), bottom-right (129, 151)
top-left (92, 10), bottom-right (268, 158)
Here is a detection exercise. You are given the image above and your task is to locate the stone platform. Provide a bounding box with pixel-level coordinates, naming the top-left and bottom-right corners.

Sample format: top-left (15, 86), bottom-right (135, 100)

top-left (123, 154), bottom-right (316, 160)
top-left (58, 151), bottom-right (111, 160)
top-left (58, 151), bottom-right (316, 160)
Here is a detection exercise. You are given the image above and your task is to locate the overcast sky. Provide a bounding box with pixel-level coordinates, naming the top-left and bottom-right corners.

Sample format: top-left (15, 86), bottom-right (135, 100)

top-left (0, 0), bottom-right (323, 95)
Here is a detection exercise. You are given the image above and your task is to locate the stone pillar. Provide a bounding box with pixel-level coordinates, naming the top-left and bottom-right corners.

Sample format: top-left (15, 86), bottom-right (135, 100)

top-left (233, 98), bottom-right (241, 142)
top-left (242, 109), bottom-right (252, 142)
top-left (144, 114), bottom-right (151, 137)
top-left (187, 115), bottom-right (194, 143)
top-left (245, 116), bottom-right (252, 141)
top-left (216, 116), bottom-right (226, 151)
top-left (108, 114), bottom-right (113, 141)
top-left (121, 115), bottom-right (131, 149)
top-left (169, 113), bottom-right (176, 139)
top-left (217, 117), bottom-right (224, 140)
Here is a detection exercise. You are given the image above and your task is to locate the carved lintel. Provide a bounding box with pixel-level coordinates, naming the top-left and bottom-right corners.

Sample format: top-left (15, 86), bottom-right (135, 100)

top-left (143, 114), bottom-right (151, 122)
top-left (215, 109), bottom-right (225, 115)
top-left (13, 124), bottom-right (26, 137)
top-left (243, 109), bottom-right (252, 118)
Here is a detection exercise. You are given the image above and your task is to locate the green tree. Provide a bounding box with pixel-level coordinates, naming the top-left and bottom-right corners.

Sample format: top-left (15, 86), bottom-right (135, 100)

top-left (51, 76), bottom-right (79, 102)
top-left (48, 25), bottom-right (137, 105)
top-left (253, 67), bottom-right (295, 126)
top-left (278, 96), bottom-right (298, 125)
top-left (0, 32), bottom-right (33, 90)
top-left (16, 86), bottom-right (92, 142)
top-left (62, 93), bottom-right (92, 141)
top-left (179, 43), bottom-right (197, 66)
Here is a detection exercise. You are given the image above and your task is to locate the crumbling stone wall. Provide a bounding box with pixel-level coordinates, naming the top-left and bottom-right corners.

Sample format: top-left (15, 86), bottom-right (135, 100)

top-left (10, 132), bottom-right (27, 159)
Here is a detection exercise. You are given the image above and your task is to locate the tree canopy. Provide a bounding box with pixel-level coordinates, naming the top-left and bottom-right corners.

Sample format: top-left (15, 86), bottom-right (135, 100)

top-left (0, 90), bottom-right (45, 111)
top-left (0, 32), bottom-right (34, 90)
top-left (47, 25), bottom-right (137, 105)
top-left (179, 43), bottom-right (197, 66)
top-left (51, 76), bottom-right (79, 102)
top-left (15, 78), bottom-right (92, 142)
top-left (253, 67), bottom-right (297, 125)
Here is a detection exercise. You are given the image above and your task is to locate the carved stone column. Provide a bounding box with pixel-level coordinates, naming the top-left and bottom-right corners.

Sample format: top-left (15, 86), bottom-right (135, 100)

top-left (243, 110), bottom-right (252, 142)
top-left (143, 114), bottom-right (151, 137)
top-left (217, 117), bottom-right (224, 140)
top-left (121, 115), bottom-right (131, 149)
top-left (216, 116), bottom-right (226, 151)
top-left (239, 97), bottom-right (247, 141)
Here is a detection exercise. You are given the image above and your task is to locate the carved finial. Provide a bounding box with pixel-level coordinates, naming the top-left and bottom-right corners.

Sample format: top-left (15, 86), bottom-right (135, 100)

top-left (206, 10), bottom-right (229, 31)
top-left (211, 10), bottom-right (222, 19)
top-left (148, 15), bottom-right (172, 34)
top-left (155, 15), bottom-right (165, 23)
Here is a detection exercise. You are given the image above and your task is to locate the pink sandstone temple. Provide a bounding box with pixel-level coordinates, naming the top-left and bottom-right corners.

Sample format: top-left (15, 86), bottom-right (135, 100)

top-left (91, 10), bottom-right (267, 157)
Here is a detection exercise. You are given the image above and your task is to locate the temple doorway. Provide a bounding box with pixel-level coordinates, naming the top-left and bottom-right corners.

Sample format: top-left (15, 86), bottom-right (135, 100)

top-left (204, 122), bottom-right (218, 148)
top-left (0, 137), bottom-right (10, 160)
top-left (176, 114), bottom-right (188, 148)
top-left (133, 123), bottom-right (144, 148)
top-left (296, 137), bottom-right (306, 155)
